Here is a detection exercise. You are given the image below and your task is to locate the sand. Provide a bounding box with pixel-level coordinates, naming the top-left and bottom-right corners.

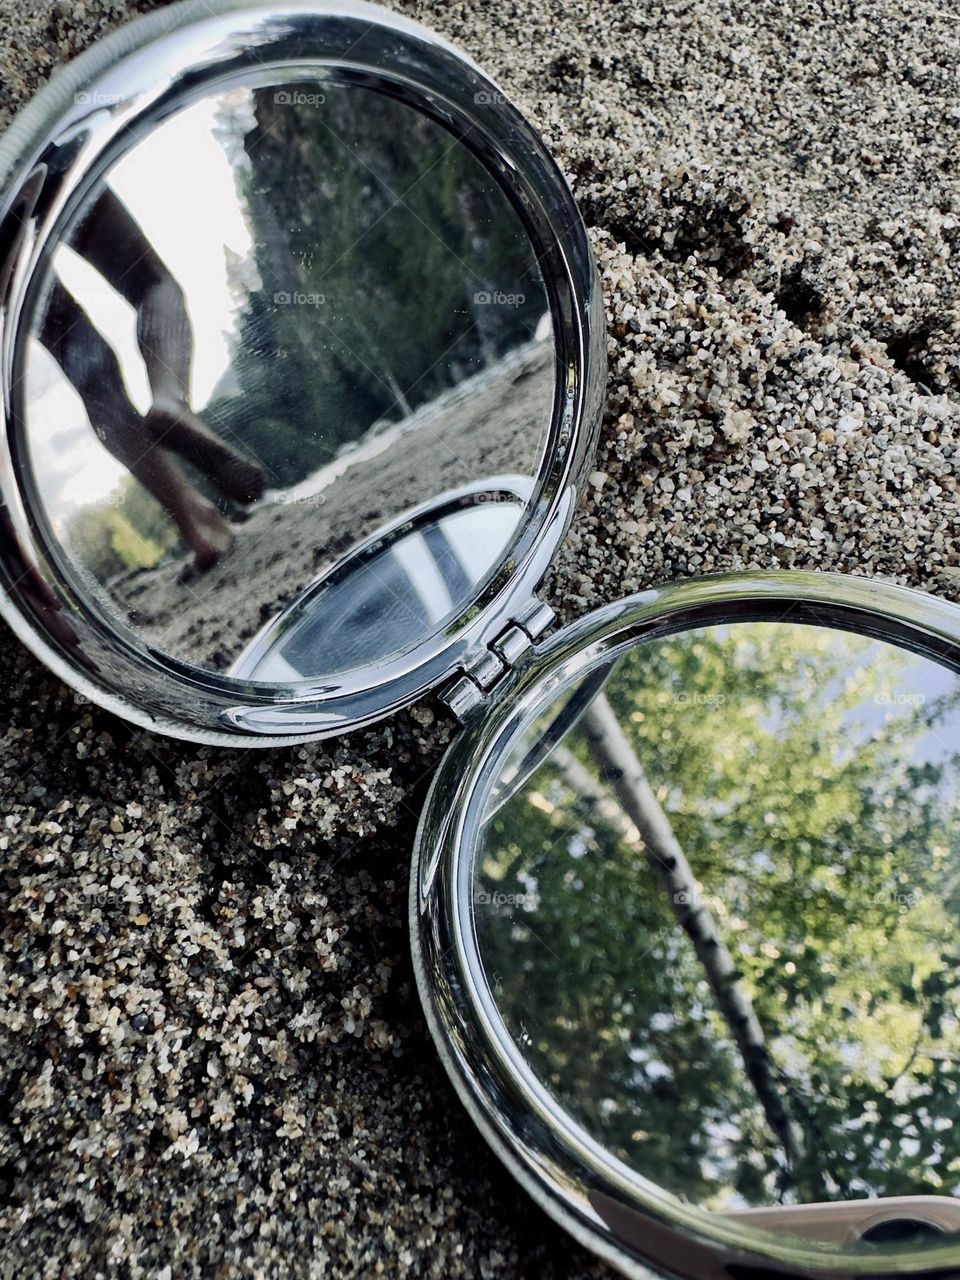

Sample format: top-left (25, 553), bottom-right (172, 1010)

top-left (0, 0), bottom-right (958, 1277)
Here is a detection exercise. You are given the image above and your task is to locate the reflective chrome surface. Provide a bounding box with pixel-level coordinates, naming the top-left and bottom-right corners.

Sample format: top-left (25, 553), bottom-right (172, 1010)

top-left (230, 478), bottom-right (531, 682)
top-left (0, 0), bottom-right (604, 742)
top-left (413, 572), bottom-right (960, 1280)
top-left (26, 83), bottom-right (552, 673)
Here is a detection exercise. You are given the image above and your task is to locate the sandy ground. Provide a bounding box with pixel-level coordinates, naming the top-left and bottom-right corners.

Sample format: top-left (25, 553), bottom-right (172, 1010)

top-left (0, 0), bottom-right (959, 1278)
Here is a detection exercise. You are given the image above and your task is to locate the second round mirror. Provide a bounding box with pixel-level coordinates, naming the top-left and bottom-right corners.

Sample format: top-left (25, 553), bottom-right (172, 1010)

top-left (415, 580), bottom-right (960, 1280)
top-left (475, 620), bottom-right (960, 1224)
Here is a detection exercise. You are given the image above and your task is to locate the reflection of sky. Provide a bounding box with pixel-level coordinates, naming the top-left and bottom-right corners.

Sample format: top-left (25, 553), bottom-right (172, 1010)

top-left (711, 621), bottom-right (960, 806)
top-left (26, 93), bottom-right (255, 523)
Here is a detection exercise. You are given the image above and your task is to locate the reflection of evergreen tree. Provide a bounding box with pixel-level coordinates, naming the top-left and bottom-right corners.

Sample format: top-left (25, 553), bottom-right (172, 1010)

top-left (477, 626), bottom-right (960, 1209)
top-left (205, 84), bottom-right (545, 487)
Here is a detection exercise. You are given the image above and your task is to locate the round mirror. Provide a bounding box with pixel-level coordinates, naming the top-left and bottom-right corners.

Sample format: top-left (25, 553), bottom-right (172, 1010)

top-left (25, 82), bottom-right (552, 673)
top-left (0, 1), bottom-right (603, 741)
top-left (415, 574), bottom-right (960, 1279)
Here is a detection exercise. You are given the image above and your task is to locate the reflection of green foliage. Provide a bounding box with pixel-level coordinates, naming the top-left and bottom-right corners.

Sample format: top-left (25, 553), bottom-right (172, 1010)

top-left (205, 85), bottom-right (545, 487)
top-left (67, 476), bottom-right (181, 578)
top-left (477, 625), bottom-right (960, 1209)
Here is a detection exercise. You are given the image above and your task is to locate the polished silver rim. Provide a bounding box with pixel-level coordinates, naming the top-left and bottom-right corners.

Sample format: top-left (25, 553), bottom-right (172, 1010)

top-left (0, 0), bottom-right (604, 743)
top-left (412, 570), bottom-right (960, 1280)
top-left (224, 475), bottom-right (535, 721)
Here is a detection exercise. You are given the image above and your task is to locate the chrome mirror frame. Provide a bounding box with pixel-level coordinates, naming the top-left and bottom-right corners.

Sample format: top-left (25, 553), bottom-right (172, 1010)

top-left (411, 570), bottom-right (960, 1280)
top-left (0, 0), bottom-right (604, 744)
top-left (225, 475), bottom-right (535, 712)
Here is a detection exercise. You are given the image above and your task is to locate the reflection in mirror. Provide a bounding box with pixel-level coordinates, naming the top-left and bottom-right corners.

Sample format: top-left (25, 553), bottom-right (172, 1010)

top-left (230, 485), bottom-right (527, 682)
top-left (472, 622), bottom-right (960, 1243)
top-left (23, 79), bottom-right (554, 678)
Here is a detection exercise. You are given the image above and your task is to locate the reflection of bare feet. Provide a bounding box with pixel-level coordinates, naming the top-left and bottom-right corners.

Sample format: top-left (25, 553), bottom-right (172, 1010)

top-left (187, 497), bottom-right (234, 573)
top-left (144, 404), bottom-right (266, 505)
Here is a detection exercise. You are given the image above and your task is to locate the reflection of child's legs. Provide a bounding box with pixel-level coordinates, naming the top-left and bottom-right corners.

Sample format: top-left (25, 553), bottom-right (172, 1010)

top-left (124, 447), bottom-right (234, 575)
top-left (41, 280), bottom-right (233, 572)
top-left (74, 189), bottom-right (266, 503)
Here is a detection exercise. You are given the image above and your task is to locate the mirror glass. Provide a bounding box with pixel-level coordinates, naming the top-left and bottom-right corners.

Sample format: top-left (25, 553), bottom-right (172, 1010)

top-left (230, 484), bottom-right (527, 682)
top-left (472, 621), bottom-right (960, 1247)
top-left (22, 78), bottom-right (554, 678)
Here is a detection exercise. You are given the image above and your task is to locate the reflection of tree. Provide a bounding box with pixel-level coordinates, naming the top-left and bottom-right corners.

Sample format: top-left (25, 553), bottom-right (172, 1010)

top-left (204, 84), bottom-right (545, 487)
top-left (553, 699), bottom-right (812, 1185)
top-left (69, 475), bottom-right (180, 578)
top-left (477, 625), bottom-right (960, 1209)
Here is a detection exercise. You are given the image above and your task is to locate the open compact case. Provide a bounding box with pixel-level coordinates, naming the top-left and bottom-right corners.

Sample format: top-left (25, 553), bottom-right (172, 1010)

top-left (2, 2), bottom-right (960, 1276)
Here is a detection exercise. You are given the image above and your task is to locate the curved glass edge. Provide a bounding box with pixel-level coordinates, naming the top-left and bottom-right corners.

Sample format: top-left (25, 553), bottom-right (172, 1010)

top-left (410, 570), bottom-right (960, 1280)
top-left (0, 0), bottom-right (605, 743)
top-left (225, 477), bottom-right (534, 694)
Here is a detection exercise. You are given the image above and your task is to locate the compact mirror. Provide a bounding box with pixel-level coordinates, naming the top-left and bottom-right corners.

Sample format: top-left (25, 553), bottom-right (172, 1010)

top-left (230, 478), bottom-right (532, 683)
top-left (26, 85), bottom-right (552, 673)
top-left (9, 8), bottom-right (960, 1280)
top-left (414, 576), bottom-right (960, 1280)
top-left (0, 0), bottom-right (603, 741)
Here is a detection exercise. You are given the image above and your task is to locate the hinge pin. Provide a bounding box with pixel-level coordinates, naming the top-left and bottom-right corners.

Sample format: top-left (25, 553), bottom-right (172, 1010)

top-left (440, 601), bottom-right (556, 722)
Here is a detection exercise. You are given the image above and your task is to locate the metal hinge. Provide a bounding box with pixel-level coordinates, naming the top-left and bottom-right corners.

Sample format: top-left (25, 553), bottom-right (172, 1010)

top-left (442, 599), bottom-right (555, 721)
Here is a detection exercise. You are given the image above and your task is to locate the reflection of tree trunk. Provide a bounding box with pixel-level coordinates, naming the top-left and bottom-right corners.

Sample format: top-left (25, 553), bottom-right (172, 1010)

top-left (554, 693), bottom-right (809, 1175)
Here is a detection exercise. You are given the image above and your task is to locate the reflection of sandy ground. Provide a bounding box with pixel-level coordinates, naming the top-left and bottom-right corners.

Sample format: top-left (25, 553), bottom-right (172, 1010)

top-left (109, 339), bottom-right (553, 671)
